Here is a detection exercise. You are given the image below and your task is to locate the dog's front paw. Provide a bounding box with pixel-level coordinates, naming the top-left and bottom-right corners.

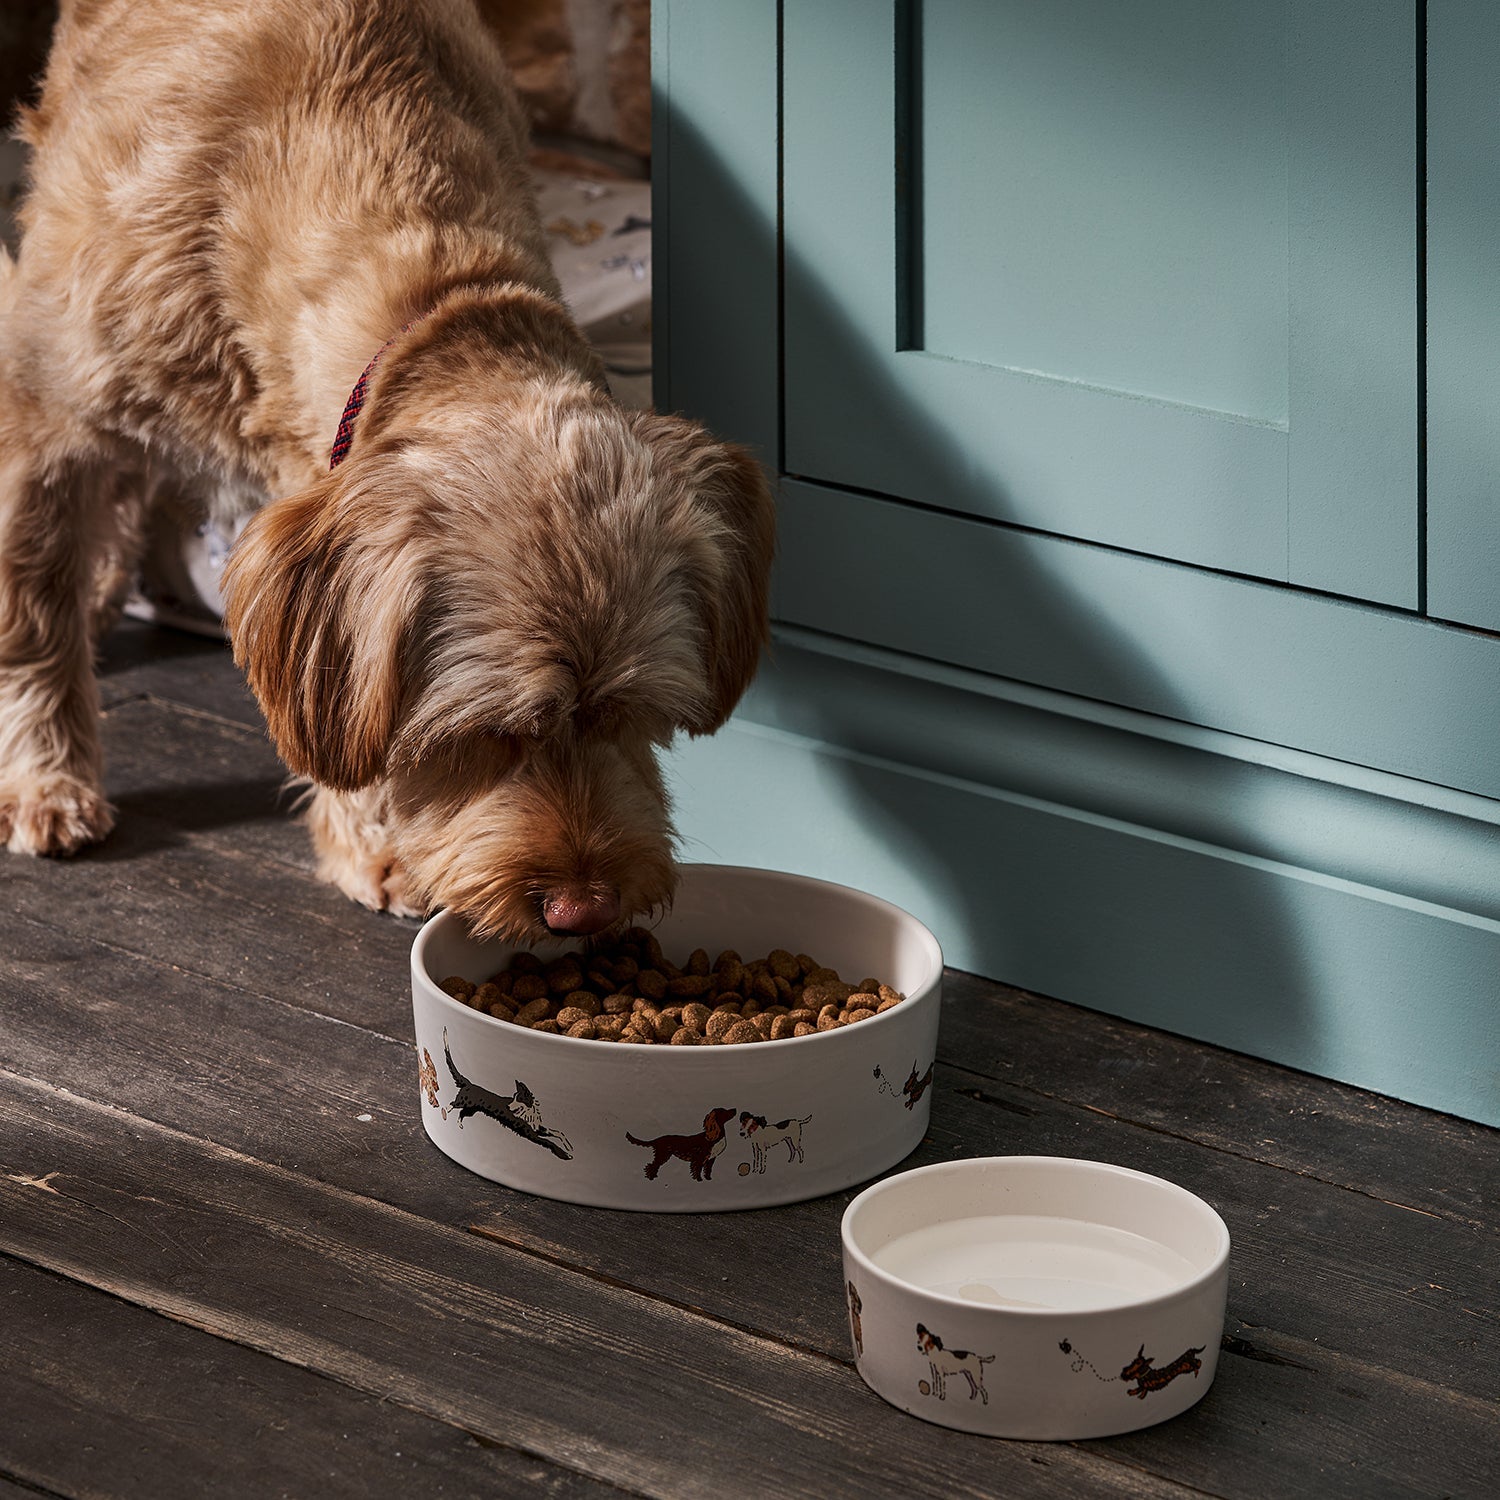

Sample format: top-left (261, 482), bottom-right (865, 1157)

top-left (306, 784), bottom-right (426, 919)
top-left (316, 842), bottom-right (424, 919)
top-left (0, 771), bottom-right (115, 855)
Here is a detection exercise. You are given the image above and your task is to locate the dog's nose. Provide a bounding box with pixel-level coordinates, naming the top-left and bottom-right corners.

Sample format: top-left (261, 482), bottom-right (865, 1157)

top-left (542, 886), bottom-right (622, 936)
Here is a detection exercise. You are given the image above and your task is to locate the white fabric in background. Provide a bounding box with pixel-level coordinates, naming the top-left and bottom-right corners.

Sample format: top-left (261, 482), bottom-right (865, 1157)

top-left (535, 169), bottom-right (653, 402)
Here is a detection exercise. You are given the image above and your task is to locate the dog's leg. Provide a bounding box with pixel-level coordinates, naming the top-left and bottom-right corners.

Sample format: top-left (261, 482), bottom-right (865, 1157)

top-left (305, 782), bottom-right (423, 917)
top-left (0, 395), bottom-right (126, 855)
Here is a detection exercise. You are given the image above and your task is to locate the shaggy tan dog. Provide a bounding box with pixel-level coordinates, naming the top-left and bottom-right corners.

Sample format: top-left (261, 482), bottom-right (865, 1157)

top-left (0, 0), bottom-right (774, 939)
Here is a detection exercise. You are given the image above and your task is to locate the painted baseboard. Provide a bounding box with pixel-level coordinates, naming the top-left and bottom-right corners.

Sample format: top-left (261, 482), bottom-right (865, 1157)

top-left (664, 627), bottom-right (1500, 1126)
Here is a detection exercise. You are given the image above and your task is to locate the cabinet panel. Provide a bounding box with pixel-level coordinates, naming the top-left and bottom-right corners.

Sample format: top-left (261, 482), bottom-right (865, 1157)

top-left (918, 2), bottom-right (1289, 425)
top-left (1426, 0), bottom-right (1500, 630)
top-left (783, 0), bottom-right (1417, 606)
top-left (775, 478), bottom-right (1500, 801)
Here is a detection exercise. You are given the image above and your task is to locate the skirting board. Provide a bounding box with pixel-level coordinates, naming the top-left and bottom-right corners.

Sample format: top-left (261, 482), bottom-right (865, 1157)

top-left (664, 628), bottom-right (1500, 1126)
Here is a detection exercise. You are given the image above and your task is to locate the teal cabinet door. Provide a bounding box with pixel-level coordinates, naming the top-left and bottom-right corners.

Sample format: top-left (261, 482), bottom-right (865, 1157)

top-left (654, 0), bottom-right (1500, 1125)
top-left (783, 0), bottom-right (1418, 606)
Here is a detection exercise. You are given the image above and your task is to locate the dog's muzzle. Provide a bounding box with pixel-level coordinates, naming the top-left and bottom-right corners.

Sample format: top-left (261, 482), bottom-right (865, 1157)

top-left (542, 885), bottom-right (622, 936)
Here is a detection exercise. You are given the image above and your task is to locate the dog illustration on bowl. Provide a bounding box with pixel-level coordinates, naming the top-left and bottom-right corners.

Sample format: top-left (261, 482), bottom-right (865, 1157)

top-left (441, 1030), bottom-right (572, 1159)
top-left (874, 1061), bottom-right (933, 1111)
top-left (916, 1323), bottom-right (994, 1405)
top-left (1059, 1338), bottom-right (1206, 1399)
top-left (737, 1111), bottom-right (812, 1174)
top-left (626, 1106), bottom-right (737, 1181)
top-left (417, 1045), bottom-right (447, 1119)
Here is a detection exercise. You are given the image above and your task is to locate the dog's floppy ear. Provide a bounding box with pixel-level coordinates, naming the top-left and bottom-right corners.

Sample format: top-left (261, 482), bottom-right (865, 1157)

top-left (631, 412), bottom-right (777, 734)
top-left (222, 461), bottom-right (417, 790)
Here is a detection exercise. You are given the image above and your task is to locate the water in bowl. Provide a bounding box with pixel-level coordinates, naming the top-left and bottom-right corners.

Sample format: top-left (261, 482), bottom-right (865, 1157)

top-left (870, 1214), bottom-right (1199, 1312)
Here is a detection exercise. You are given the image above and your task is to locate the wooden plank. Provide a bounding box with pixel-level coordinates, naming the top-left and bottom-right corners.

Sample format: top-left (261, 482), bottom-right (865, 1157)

top-left (0, 1479), bottom-right (64, 1499)
top-left (0, 1078), bottom-right (1189, 1500)
top-left (11, 632), bottom-right (1499, 1493)
top-left (4, 1032), bottom-right (1496, 1500)
top-left (938, 971), bottom-right (1496, 1230)
top-left (8, 723), bottom-right (1498, 1351)
top-left (2, 701), bottom-right (415, 1034)
top-left (8, 855), bottom-right (1498, 1342)
top-left (0, 1258), bottom-right (611, 1500)
top-left (98, 620), bottom-right (261, 730)
top-left (2, 922), bottom-right (1497, 1495)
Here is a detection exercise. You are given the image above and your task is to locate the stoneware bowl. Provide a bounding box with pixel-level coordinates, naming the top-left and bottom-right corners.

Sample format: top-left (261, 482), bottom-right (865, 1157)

top-left (841, 1157), bottom-right (1230, 1440)
top-left (410, 864), bottom-right (944, 1211)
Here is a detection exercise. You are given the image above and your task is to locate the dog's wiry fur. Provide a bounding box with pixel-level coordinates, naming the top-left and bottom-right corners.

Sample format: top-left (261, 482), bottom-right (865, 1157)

top-left (0, 0), bottom-right (774, 939)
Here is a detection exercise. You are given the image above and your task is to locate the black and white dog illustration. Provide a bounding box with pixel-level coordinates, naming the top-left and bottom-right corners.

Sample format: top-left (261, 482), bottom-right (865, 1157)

top-left (442, 1029), bottom-right (573, 1159)
top-left (916, 1323), bottom-right (994, 1404)
top-left (738, 1111), bottom-right (811, 1173)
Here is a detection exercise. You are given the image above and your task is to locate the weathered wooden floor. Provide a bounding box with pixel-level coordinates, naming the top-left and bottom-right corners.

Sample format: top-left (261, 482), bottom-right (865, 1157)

top-left (1, 619), bottom-right (1496, 1499)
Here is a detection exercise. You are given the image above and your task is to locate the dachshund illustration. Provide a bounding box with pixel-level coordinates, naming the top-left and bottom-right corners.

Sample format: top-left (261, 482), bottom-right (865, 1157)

top-left (916, 1323), bottom-right (994, 1404)
top-left (901, 1061), bottom-right (934, 1110)
top-left (1119, 1344), bottom-right (1205, 1398)
top-left (847, 1282), bottom-right (863, 1356)
top-left (626, 1106), bottom-right (737, 1181)
top-left (442, 1030), bottom-right (572, 1158)
top-left (874, 1061), bottom-right (934, 1111)
top-left (738, 1111), bottom-right (811, 1173)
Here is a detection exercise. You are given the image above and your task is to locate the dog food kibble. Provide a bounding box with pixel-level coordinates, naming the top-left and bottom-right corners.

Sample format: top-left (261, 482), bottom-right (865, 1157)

top-left (439, 930), bottom-right (907, 1046)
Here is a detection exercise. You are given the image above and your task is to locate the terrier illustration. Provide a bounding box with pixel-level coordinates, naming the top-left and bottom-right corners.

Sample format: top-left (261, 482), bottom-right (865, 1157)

top-left (738, 1111), bottom-right (812, 1172)
top-left (916, 1323), bottom-right (994, 1404)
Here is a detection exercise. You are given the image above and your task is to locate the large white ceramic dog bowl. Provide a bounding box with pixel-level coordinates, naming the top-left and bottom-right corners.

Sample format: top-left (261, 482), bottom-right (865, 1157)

top-left (411, 864), bottom-right (944, 1211)
top-left (841, 1157), bottom-right (1230, 1440)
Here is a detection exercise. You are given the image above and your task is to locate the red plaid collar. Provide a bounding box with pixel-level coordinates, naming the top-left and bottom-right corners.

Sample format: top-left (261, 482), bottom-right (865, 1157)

top-left (328, 320), bottom-right (416, 469)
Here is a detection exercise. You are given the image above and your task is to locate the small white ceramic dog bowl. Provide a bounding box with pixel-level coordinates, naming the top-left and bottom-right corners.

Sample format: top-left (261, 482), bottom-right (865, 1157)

top-left (841, 1157), bottom-right (1230, 1440)
top-left (411, 864), bottom-right (943, 1211)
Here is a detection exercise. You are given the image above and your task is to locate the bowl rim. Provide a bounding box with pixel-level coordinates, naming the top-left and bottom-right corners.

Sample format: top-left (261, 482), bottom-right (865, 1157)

top-left (841, 1155), bottom-right (1231, 1319)
top-left (411, 862), bottom-right (945, 1059)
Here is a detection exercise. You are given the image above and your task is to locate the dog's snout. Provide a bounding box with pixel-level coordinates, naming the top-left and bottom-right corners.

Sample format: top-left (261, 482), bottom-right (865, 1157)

top-left (542, 886), bottom-right (622, 936)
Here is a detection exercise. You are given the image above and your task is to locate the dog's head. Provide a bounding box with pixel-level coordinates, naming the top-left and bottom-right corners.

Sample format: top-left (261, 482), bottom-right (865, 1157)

top-left (916, 1324), bottom-right (940, 1355)
top-left (738, 1111), bottom-right (766, 1136)
top-left (704, 1106), bottom-right (738, 1135)
top-left (224, 376), bottom-right (774, 941)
